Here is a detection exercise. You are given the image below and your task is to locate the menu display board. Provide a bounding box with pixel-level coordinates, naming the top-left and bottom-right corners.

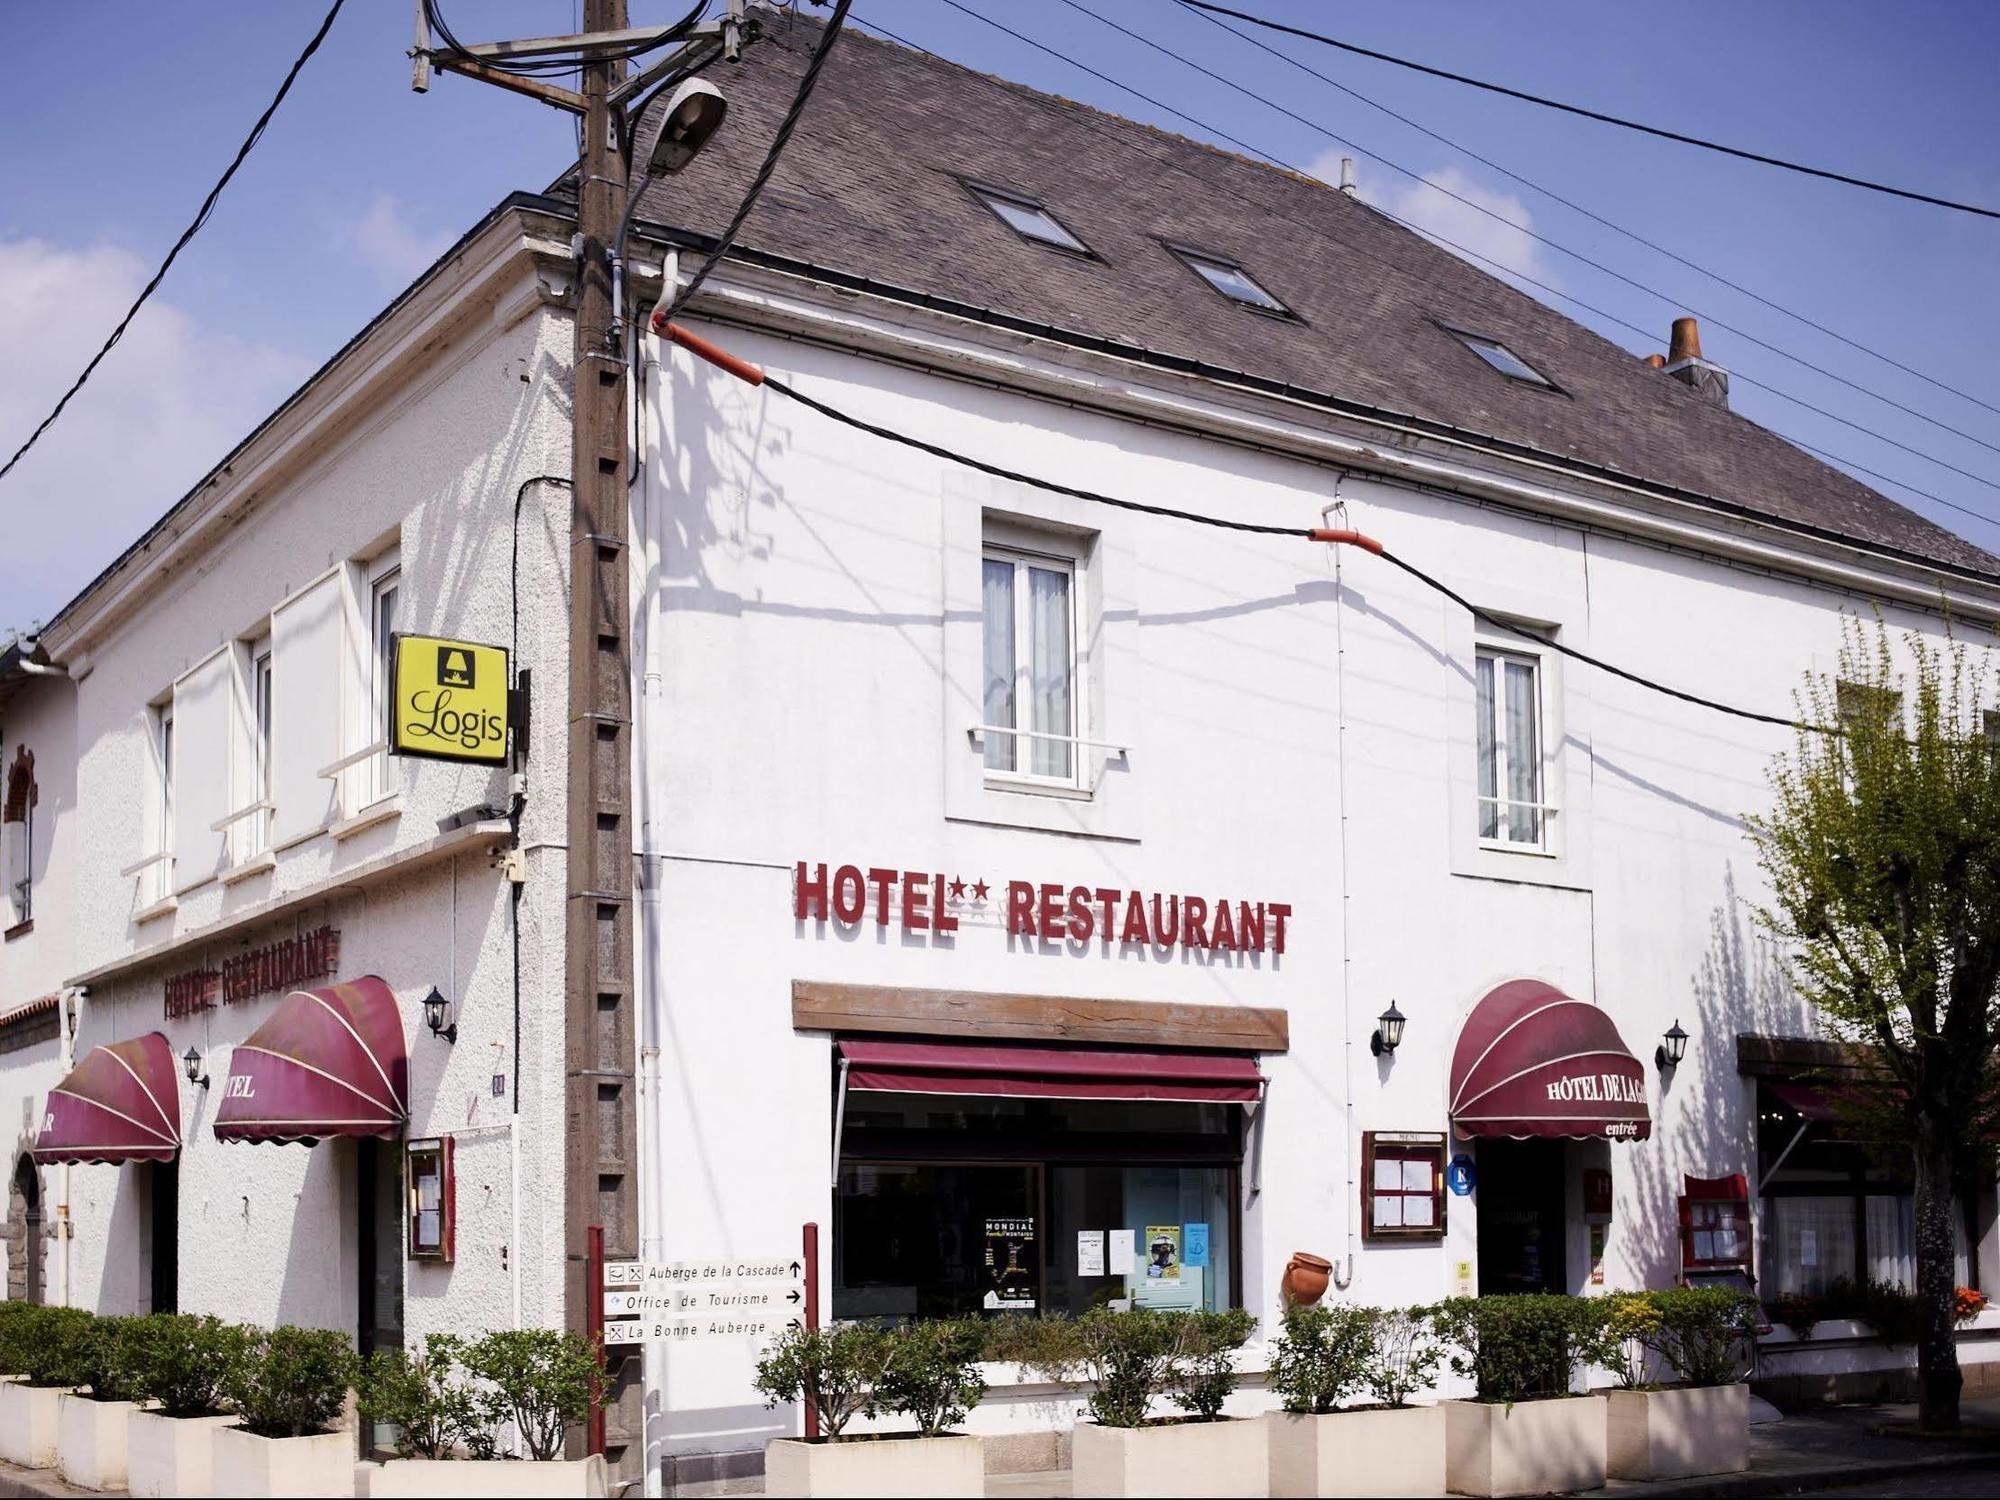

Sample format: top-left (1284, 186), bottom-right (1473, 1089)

top-left (1362, 1132), bottom-right (1447, 1241)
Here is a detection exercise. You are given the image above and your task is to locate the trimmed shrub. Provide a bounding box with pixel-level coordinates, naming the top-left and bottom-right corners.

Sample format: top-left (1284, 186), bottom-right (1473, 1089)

top-left (1644, 1287), bottom-right (1757, 1387)
top-left (981, 1314), bottom-right (1079, 1374)
top-left (18, 1305), bottom-right (94, 1388)
top-left (464, 1328), bottom-right (603, 1463)
top-left (126, 1314), bottom-right (247, 1418)
top-left (74, 1314), bottom-right (145, 1402)
top-left (1167, 1308), bottom-right (1254, 1421)
top-left (1268, 1303), bottom-right (1371, 1414)
top-left (0, 1299), bottom-right (38, 1377)
top-left (1602, 1292), bottom-right (1663, 1390)
top-left (874, 1319), bottom-right (986, 1436)
top-left (1360, 1306), bottom-right (1442, 1408)
top-left (1434, 1295), bottom-right (1615, 1404)
top-left (358, 1333), bottom-right (485, 1459)
top-left (222, 1325), bottom-right (357, 1438)
top-left (1769, 1292), bottom-right (1820, 1340)
top-left (752, 1323), bottom-right (887, 1440)
top-left (1070, 1308), bottom-right (1179, 1428)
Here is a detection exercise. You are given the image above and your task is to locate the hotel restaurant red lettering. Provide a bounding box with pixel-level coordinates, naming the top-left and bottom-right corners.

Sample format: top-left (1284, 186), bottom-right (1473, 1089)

top-left (793, 862), bottom-right (1290, 954)
top-left (163, 926), bottom-right (343, 1019)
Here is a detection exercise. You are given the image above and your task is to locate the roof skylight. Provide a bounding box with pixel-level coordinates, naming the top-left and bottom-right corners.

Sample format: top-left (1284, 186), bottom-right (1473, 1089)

top-left (1450, 329), bottom-right (1555, 388)
top-left (1170, 246), bottom-right (1290, 315)
top-left (970, 185), bottom-right (1091, 254)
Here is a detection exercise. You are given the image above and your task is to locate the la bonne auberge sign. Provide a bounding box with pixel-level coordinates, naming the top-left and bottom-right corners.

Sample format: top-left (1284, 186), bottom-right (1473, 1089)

top-left (793, 860), bottom-right (1293, 954)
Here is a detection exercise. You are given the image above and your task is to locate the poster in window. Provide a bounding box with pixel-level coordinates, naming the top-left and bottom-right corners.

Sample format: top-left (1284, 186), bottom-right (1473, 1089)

top-left (1077, 1230), bottom-right (1105, 1277)
top-left (1108, 1228), bottom-right (1136, 1275)
top-left (1373, 1194), bottom-right (1404, 1229)
top-left (1144, 1226), bottom-right (1182, 1282)
top-left (984, 1217), bottom-right (1037, 1309)
top-left (1184, 1223), bottom-right (1209, 1268)
top-left (1403, 1194), bottom-right (1435, 1229)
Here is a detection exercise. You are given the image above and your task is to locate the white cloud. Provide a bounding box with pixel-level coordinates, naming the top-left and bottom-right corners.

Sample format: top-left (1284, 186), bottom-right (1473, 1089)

top-left (1311, 151), bottom-right (1558, 296)
top-left (348, 194), bottom-right (453, 286)
top-left (0, 237), bottom-right (308, 627)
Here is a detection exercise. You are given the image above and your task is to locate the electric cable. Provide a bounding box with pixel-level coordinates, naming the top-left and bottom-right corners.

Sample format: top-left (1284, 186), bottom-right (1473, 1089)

top-left (1176, 0), bottom-right (2000, 222)
top-left (896, 5), bottom-right (2000, 527)
top-left (1057, 0), bottom-right (2000, 461)
top-left (663, 0), bottom-right (853, 320)
top-left (1168, 0), bottom-right (2000, 425)
top-left (0, 0), bottom-right (348, 486)
top-left (655, 315), bottom-right (1829, 734)
top-left (422, 0), bottom-right (707, 78)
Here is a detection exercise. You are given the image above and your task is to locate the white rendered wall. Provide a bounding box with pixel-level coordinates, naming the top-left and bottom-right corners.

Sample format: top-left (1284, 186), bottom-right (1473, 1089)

top-left (635, 312), bottom-right (1989, 1458)
top-left (26, 275), bottom-right (575, 1346)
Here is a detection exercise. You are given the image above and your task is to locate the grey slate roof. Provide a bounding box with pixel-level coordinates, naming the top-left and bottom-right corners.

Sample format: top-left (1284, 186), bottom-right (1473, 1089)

top-left (620, 16), bottom-right (1994, 575)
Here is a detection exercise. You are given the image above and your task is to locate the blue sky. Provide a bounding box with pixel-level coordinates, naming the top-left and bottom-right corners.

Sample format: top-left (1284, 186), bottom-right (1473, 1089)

top-left (3, 1), bottom-right (1996, 627)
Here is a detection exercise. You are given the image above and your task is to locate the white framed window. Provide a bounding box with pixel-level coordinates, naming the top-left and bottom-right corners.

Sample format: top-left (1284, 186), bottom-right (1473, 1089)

top-left (145, 704), bottom-right (175, 904)
top-left (240, 635), bottom-right (275, 859)
top-left (1475, 645), bottom-right (1547, 848)
top-left (982, 544), bottom-right (1080, 787)
top-left (3, 747), bottom-right (33, 929)
top-left (367, 559), bottom-right (401, 806)
top-left (967, 182), bottom-right (1092, 255)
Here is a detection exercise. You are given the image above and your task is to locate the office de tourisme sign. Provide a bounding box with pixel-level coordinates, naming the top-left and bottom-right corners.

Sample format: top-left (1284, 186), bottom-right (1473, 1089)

top-left (793, 860), bottom-right (1293, 954)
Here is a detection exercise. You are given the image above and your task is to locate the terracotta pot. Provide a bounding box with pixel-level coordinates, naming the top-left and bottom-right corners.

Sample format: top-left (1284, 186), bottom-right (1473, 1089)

top-left (1282, 1252), bottom-right (1332, 1307)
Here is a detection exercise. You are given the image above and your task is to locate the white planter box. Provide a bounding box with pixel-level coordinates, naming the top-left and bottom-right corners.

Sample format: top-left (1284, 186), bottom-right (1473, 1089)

top-left (1444, 1395), bottom-right (1608, 1498)
top-left (0, 1382), bottom-right (71, 1468)
top-left (57, 1393), bottom-right (141, 1489)
top-left (765, 1435), bottom-right (983, 1498)
top-left (1607, 1383), bottom-right (1750, 1480)
top-left (1072, 1419), bottom-right (1269, 1499)
top-left (1267, 1404), bottom-right (1444, 1498)
top-left (212, 1425), bottom-right (355, 1498)
top-left (129, 1411), bottom-right (239, 1497)
top-left (369, 1455), bottom-right (610, 1496)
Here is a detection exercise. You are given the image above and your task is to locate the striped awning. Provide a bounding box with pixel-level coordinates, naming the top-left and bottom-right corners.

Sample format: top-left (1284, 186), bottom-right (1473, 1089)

top-left (214, 976), bottom-right (408, 1145)
top-left (33, 1031), bottom-right (181, 1164)
top-left (1450, 979), bottom-right (1651, 1141)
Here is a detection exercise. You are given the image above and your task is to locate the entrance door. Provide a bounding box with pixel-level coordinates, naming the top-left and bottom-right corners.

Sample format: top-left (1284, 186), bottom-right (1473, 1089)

top-left (356, 1139), bottom-right (404, 1357)
top-left (148, 1159), bottom-right (179, 1313)
top-left (1476, 1138), bottom-right (1568, 1294)
top-left (12, 1156), bottom-right (41, 1304)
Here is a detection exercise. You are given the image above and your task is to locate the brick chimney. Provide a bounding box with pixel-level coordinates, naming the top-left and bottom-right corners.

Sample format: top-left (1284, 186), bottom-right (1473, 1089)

top-left (1662, 316), bottom-right (1729, 407)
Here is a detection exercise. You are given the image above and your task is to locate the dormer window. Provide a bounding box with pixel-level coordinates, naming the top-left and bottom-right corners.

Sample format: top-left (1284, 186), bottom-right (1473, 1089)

top-left (1168, 245), bottom-right (1291, 316)
top-left (967, 183), bottom-right (1091, 255)
top-left (1447, 327), bottom-right (1557, 389)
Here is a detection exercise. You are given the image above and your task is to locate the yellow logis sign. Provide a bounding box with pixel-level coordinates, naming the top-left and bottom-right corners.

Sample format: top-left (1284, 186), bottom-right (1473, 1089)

top-left (390, 634), bottom-right (510, 765)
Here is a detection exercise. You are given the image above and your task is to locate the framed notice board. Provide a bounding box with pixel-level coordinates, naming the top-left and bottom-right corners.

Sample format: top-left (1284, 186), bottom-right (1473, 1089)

top-left (1363, 1131), bottom-right (1447, 1241)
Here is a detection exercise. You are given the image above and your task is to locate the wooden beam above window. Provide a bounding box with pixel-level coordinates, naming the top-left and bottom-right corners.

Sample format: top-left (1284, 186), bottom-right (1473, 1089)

top-left (792, 980), bottom-right (1289, 1053)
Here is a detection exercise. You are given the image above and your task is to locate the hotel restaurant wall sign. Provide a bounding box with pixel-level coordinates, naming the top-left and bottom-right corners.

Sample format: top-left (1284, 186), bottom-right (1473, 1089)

top-left (163, 926), bottom-right (342, 1019)
top-left (793, 861), bottom-right (1292, 953)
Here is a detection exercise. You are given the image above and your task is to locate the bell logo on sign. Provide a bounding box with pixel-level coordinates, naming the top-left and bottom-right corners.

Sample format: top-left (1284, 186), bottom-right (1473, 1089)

top-left (391, 633), bottom-right (511, 765)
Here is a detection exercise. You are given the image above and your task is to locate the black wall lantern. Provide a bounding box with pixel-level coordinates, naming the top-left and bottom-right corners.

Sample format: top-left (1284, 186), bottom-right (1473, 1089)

top-left (182, 1046), bottom-right (209, 1090)
top-left (422, 987), bottom-right (458, 1045)
top-left (1657, 1019), bottom-right (1688, 1071)
top-left (1371, 1000), bottom-right (1406, 1058)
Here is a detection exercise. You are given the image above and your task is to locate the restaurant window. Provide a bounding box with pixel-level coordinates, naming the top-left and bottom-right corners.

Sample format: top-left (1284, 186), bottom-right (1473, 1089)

top-left (1756, 1082), bottom-right (1969, 1300)
top-left (1475, 643), bottom-right (1546, 848)
top-left (833, 1083), bottom-right (1244, 1323)
top-left (982, 536), bottom-right (1081, 788)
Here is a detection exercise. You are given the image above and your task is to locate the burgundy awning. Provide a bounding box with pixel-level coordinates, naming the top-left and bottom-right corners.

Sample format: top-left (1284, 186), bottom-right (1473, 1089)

top-left (214, 977), bottom-right (408, 1145)
top-left (1449, 980), bottom-right (1651, 1141)
top-left (32, 1032), bottom-right (181, 1165)
top-left (836, 1038), bottom-right (1264, 1103)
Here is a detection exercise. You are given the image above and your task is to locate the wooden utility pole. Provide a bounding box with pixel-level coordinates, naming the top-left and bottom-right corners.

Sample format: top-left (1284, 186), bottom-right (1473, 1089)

top-left (565, 0), bottom-right (640, 1477)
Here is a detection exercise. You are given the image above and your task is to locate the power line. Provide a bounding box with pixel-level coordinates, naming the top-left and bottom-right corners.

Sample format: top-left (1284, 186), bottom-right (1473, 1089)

top-left (422, 0), bottom-right (707, 77)
top-left (1165, 0), bottom-right (2000, 429)
top-left (657, 316), bottom-right (1822, 734)
top-left (0, 0), bottom-right (348, 487)
top-left (1177, 0), bottom-right (2000, 222)
top-left (902, 3), bottom-right (2000, 530)
top-left (665, 0), bottom-right (853, 319)
top-left (1040, 0), bottom-right (2000, 494)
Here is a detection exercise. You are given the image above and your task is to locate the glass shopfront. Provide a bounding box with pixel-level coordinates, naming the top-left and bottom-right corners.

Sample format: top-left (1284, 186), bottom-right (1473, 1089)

top-left (833, 1091), bottom-right (1242, 1322)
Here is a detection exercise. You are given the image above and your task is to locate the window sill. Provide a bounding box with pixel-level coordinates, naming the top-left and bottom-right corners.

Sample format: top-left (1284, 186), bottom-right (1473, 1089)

top-left (3, 919), bottom-right (31, 942)
top-left (219, 851), bottom-right (277, 886)
top-left (1475, 838), bottom-right (1558, 860)
top-left (330, 795), bottom-right (401, 842)
top-left (132, 895), bottom-right (179, 925)
top-left (982, 775), bottom-right (1093, 803)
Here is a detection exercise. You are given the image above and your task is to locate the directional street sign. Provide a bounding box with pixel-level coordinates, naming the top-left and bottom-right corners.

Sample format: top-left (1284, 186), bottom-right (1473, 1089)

top-left (602, 1312), bottom-right (803, 1346)
top-left (600, 1256), bottom-right (806, 1344)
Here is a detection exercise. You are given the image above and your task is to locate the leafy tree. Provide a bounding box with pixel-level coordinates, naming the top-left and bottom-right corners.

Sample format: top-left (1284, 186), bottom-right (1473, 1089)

top-left (1747, 618), bottom-right (2000, 1430)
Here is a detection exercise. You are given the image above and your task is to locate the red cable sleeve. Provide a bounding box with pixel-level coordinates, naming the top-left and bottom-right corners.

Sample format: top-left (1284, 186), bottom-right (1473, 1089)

top-left (652, 316), bottom-right (766, 386)
top-left (1309, 527), bottom-right (1384, 554)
